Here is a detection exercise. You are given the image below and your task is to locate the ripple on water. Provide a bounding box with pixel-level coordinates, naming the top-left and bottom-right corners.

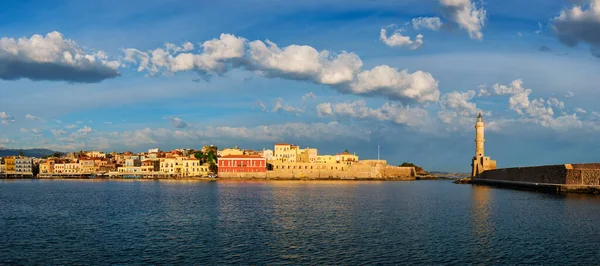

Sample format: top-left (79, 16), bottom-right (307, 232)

top-left (1, 180), bottom-right (600, 264)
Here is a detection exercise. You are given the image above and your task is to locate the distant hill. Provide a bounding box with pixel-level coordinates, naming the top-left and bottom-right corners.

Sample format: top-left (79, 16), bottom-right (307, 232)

top-left (0, 148), bottom-right (63, 158)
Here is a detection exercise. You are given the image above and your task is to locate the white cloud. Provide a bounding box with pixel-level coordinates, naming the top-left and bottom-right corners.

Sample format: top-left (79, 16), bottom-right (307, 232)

top-left (565, 91), bottom-right (575, 98)
top-left (551, 0), bottom-right (600, 56)
top-left (491, 79), bottom-right (580, 129)
top-left (247, 39), bottom-right (363, 85)
top-left (437, 90), bottom-right (485, 126)
top-left (412, 17), bottom-right (444, 30)
top-left (272, 98), bottom-right (304, 115)
top-left (65, 124), bottom-right (76, 129)
top-left (477, 87), bottom-right (491, 97)
top-left (0, 31), bottom-right (120, 82)
top-left (379, 28), bottom-right (424, 50)
top-left (536, 22), bottom-right (543, 34)
top-left (104, 122), bottom-right (112, 125)
top-left (302, 92), bottom-right (316, 101)
top-left (547, 98), bottom-right (565, 110)
top-left (0, 112), bottom-right (15, 125)
top-left (575, 107), bottom-right (587, 114)
top-left (78, 122), bottom-right (372, 151)
top-left (25, 114), bottom-right (38, 120)
top-left (317, 103), bottom-right (333, 117)
top-left (440, 90), bottom-right (480, 116)
top-left (51, 129), bottom-right (67, 137)
top-left (347, 65), bottom-right (439, 103)
top-left (316, 100), bottom-right (429, 127)
top-left (168, 117), bottom-right (189, 129)
top-left (257, 100), bottom-right (268, 111)
top-left (124, 33), bottom-right (439, 103)
top-left (440, 0), bottom-right (487, 40)
top-left (123, 33), bottom-right (248, 76)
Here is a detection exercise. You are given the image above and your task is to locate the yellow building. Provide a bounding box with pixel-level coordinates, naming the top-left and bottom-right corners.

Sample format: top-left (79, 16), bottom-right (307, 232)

top-left (40, 159), bottom-right (58, 174)
top-left (337, 151), bottom-right (359, 165)
top-left (4, 156), bottom-right (15, 172)
top-left (274, 143), bottom-right (301, 162)
top-left (298, 148), bottom-right (318, 163)
top-left (181, 158), bottom-right (210, 177)
top-left (315, 155), bottom-right (336, 164)
top-left (79, 158), bottom-right (97, 173)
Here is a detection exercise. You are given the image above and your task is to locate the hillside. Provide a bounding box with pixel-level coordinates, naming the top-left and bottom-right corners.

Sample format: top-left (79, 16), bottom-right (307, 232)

top-left (0, 148), bottom-right (63, 158)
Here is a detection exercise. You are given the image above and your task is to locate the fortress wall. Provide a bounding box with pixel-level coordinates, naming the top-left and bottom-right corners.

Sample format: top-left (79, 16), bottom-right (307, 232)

top-left (580, 170), bottom-right (600, 185)
top-left (570, 163), bottom-right (600, 170)
top-left (475, 163), bottom-right (600, 185)
top-left (218, 163), bottom-right (415, 180)
top-left (476, 165), bottom-right (569, 184)
top-left (382, 166), bottom-right (416, 179)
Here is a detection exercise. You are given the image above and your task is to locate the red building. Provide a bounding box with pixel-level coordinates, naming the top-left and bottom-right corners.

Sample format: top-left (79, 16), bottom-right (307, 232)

top-left (218, 155), bottom-right (266, 173)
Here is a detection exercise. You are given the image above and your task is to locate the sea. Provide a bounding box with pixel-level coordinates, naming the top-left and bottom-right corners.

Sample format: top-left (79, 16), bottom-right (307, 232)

top-left (1, 179), bottom-right (599, 264)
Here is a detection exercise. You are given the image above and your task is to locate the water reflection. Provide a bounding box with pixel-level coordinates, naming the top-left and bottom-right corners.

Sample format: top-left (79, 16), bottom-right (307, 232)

top-left (471, 185), bottom-right (495, 260)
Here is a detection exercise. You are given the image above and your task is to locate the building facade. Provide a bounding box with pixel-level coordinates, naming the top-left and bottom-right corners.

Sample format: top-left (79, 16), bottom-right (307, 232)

top-left (218, 155), bottom-right (266, 173)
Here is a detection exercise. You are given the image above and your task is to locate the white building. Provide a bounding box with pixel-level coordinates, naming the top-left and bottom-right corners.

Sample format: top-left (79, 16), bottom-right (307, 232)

top-left (15, 157), bottom-right (33, 174)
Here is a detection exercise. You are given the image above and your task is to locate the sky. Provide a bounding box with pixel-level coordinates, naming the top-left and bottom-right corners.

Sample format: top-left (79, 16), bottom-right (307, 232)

top-left (2, 0), bottom-right (600, 172)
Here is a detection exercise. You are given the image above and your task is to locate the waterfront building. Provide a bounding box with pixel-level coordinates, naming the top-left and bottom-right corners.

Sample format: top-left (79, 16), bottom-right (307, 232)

top-left (298, 148), bottom-right (318, 163)
top-left (40, 159), bottom-right (59, 174)
top-left (315, 155), bottom-right (336, 164)
top-left (160, 157), bottom-right (178, 174)
top-left (274, 143), bottom-right (300, 162)
top-left (471, 113), bottom-right (496, 177)
top-left (99, 163), bottom-right (118, 173)
top-left (141, 160), bottom-right (160, 172)
top-left (15, 157), bottom-right (33, 174)
top-left (181, 158), bottom-right (207, 177)
top-left (336, 151), bottom-right (359, 165)
top-left (79, 158), bottom-right (97, 173)
top-left (4, 156), bottom-right (15, 172)
top-left (0, 158), bottom-right (5, 173)
top-left (64, 162), bottom-right (80, 174)
top-left (218, 155), bottom-right (267, 173)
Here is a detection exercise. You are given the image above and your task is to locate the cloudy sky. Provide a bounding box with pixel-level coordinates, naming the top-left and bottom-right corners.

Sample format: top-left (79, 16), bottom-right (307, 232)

top-left (2, 0), bottom-right (600, 172)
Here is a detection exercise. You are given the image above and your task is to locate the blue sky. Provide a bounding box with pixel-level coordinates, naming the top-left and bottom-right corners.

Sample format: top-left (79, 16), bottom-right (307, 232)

top-left (2, 0), bottom-right (600, 172)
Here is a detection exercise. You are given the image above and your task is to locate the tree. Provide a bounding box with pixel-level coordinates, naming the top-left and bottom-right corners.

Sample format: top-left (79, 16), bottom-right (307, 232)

top-left (209, 162), bottom-right (218, 173)
top-left (18, 150), bottom-right (24, 157)
top-left (400, 162), bottom-right (425, 174)
top-left (266, 163), bottom-right (274, 171)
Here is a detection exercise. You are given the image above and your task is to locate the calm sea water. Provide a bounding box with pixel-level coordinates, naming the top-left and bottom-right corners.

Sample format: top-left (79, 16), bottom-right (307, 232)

top-left (1, 180), bottom-right (599, 265)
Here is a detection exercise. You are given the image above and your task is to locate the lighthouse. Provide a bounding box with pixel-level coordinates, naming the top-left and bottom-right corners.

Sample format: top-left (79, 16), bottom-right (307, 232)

top-left (471, 113), bottom-right (496, 177)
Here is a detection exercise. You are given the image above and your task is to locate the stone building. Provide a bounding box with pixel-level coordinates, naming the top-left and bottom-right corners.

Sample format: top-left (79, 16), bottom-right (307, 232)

top-left (471, 113), bottom-right (496, 177)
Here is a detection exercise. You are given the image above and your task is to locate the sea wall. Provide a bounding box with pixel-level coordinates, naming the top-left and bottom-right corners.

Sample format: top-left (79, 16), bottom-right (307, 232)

top-left (474, 163), bottom-right (600, 186)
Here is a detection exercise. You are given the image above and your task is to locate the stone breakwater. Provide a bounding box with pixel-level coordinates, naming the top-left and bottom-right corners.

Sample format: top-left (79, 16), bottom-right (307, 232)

top-left (470, 163), bottom-right (600, 194)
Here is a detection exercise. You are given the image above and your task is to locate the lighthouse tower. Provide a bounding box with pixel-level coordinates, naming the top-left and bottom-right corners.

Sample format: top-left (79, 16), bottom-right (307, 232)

top-left (475, 113), bottom-right (485, 157)
top-left (471, 113), bottom-right (496, 177)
